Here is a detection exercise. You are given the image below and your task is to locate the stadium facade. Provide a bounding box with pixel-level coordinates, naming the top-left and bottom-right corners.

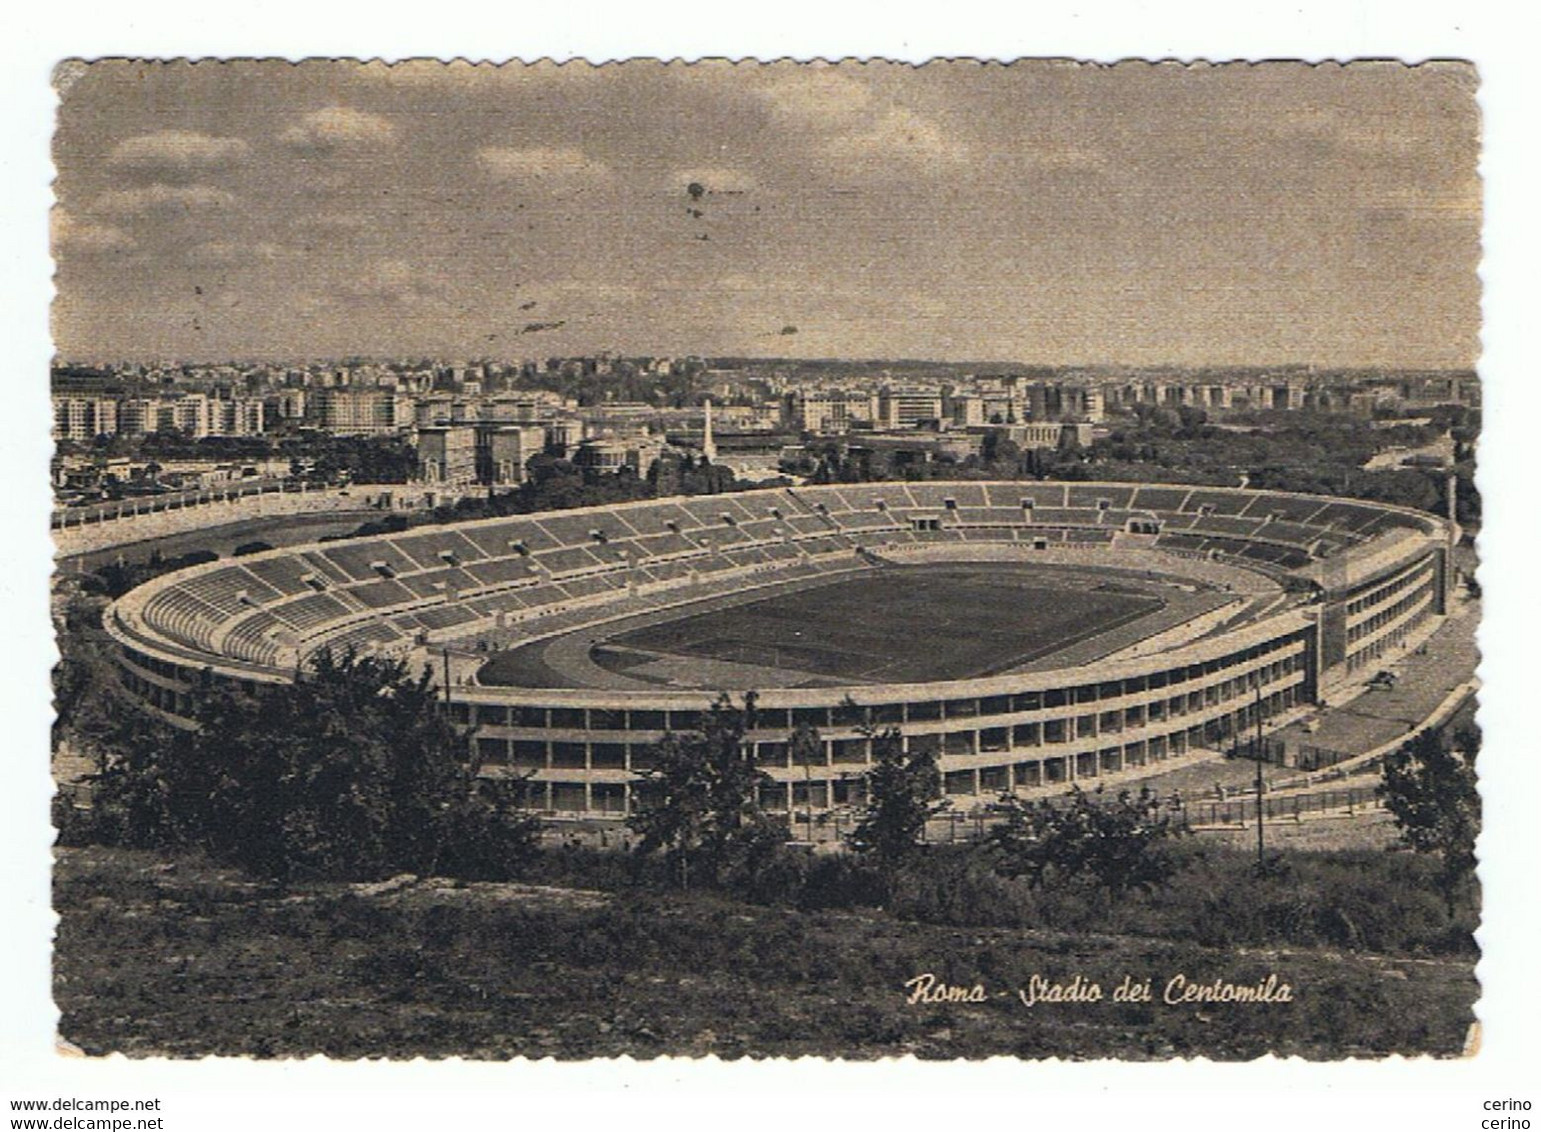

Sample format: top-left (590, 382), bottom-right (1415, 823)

top-left (106, 482), bottom-right (1456, 816)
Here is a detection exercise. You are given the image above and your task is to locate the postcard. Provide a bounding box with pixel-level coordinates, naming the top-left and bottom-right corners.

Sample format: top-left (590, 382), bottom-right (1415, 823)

top-left (48, 57), bottom-right (1481, 1062)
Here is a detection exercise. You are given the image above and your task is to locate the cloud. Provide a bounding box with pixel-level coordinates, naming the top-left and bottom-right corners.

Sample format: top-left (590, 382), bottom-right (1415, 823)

top-left (296, 210), bottom-right (371, 232)
top-left (1261, 108), bottom-right (1434, 160)
top-left (476, 145), bottom-right (613, 184)
top-left (852, 104), bottom-right (969, 164)
top-left (107, 130), bottom-right (249, 178)
top-left (1360, 180), bottom-right (1482, 226)
top-left (279, 106), bottom-right (397, 154)
top-left (752, 69), bottom-right (970, 167)
top-left (333, 259), bottom-right (445, 306)
top-left (1022, 144), bottom-right (1105, 172)
top-left (290, 172), bottom-right (356, 199)
top-left (1336, 121), bottom-right (1435, 159)
top-left (184, 240), bottom-right (292, 267)
top-left (52, 210), bottom-right (135, 256)
top-left (754, 69), bottom-right (877, 129)
top-left (536, 279), bottom-right (642, 304)
top-left (92, 183), bottom-right (236, 218)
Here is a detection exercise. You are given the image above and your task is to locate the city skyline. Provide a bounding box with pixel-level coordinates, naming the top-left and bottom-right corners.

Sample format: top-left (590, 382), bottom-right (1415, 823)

top-left (52, 60), bottom-right (1480, 369)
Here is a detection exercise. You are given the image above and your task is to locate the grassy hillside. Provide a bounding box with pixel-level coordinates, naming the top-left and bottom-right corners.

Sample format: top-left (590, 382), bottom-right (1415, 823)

top-left (54, 845), bottom-right (1476, 1060)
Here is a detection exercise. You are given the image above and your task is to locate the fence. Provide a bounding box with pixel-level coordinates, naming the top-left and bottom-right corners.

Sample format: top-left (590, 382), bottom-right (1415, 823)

top-left (905, 782), bottom-right (1387, 844)
top-left (52, 477), bottom-right (309, 527)
top-left (1294, 742), bottom-right (1356, 772)
top-left (1178, 784), bottom-right (1382, 828)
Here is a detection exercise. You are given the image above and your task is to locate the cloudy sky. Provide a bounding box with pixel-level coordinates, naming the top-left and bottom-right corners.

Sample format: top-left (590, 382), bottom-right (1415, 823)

top-left (51, 59), bottom-right (1479, 367)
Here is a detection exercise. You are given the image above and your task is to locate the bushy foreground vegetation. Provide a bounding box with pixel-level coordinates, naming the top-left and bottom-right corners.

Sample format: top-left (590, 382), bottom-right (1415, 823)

top-left (53, 642), bottom-right (1479, 1057)
top-left (54, 843), bottom-right (1477, 1059)
top-left (514, 836), bottom-right (1476, 958)
top-left (65, 649), bottom-right (538, 884)
top-left (59, 650), bottom-right (1479, 954)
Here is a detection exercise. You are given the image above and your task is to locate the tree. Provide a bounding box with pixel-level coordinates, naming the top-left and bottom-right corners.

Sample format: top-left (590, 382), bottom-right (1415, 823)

top-left (845, 726), bottom-right (946, 877)
top-left (985, 785), bottom-right (1185, 897)
top-left (52, 589), bottom-right (123, 758)
top-left (89, 648), bottom-right (538, 882)
top-left (1377, 724), bottom-right (1480, 916)
top-left (627, 692), bottom-right (789, 890)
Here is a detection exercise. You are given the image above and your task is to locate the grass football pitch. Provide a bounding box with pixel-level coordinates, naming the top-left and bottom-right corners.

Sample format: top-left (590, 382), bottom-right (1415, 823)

top-left (597, 565), bottom-right (1162, 684)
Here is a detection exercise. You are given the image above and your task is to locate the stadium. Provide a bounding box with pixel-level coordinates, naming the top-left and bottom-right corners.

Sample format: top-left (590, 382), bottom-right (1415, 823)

top-left (105, 481), bottom-right (1457, 818)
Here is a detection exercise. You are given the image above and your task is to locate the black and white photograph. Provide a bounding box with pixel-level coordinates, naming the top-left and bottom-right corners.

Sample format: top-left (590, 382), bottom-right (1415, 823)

top-left (43, 54), bottom-right (1487, 1067)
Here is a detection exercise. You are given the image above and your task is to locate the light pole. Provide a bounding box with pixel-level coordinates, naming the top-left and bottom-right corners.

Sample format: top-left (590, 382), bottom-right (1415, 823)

top-left (805, 757), bottom-right (814, 845)
top-left (790, 723), bottom-right (820, 846)
top-left (1253, 684), bottom-right (1265, 872)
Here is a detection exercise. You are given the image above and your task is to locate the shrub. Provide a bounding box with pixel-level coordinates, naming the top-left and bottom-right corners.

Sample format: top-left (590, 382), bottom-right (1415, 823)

top-left (1379, 724), bottom-right (1480, 916)
top-left (88, 649), bottom-right (539, 883)
top-left (796, 853), bottom-right (890, 911)
top-left (985, 785), bottom-right (1186, 896)
top-left (627, 693), bottom-right (789, 891)
top-left (887, 848), bottom-right (1038, 928)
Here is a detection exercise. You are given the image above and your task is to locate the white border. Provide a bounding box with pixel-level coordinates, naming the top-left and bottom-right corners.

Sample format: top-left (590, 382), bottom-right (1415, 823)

top-left (4, 4), bottom-right (1536, 1129)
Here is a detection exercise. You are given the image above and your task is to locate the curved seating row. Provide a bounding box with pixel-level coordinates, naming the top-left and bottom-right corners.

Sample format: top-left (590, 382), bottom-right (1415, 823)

top-left (122, 482), bottom-right (1431, 671)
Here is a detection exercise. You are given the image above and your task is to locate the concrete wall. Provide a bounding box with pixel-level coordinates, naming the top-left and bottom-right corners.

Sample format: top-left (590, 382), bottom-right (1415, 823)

top-left (54, 483), bottom-right (422, 559)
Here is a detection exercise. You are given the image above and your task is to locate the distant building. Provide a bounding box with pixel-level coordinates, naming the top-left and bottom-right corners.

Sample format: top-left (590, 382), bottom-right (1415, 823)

top-left (876, 386), bottom-right (944, 429)
top-left (52, 397), bottom-right (117, 442)
top-left (116, 398), bottom-right (160, 437)
top-left (984, 421), bottom-right (1093, 450)
top-left (106, 394), bottom-right (211, 437)
top-left (152, 395), bottom-right (210, 438)
top-left (1102, 382), bottom-right (1234, 414)
top-left (784, 390), bottom-right (875, 434)
top-left (944, 393), bottom-right (987, 428)
top-left (312, 389), bottom-right (414, 435)
top-left (476, 424), bottom-right (546, 485)
top-left (1025, 383), bottom-right (1104, 424)
top-left (1267, 383), bottom-right (1307, 411)
top-left (856, 431), bottom-right (981, 467)
top-left (545, 417), bottom-right (585, 455)
top-left (208, 397), bottom-right (265, 437)
top-left (417, 425), bottom-right (479, 486)
top-left (483, 393), bottom-right (564, 423)
top-left (715, 402), bottom-right (783, 431)
top-left (571, 435), bottom-right (663, 475)
top-left (268, 389), bottom-right (307, 423)
top-left (414, 396), bottom-right (457, 427)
